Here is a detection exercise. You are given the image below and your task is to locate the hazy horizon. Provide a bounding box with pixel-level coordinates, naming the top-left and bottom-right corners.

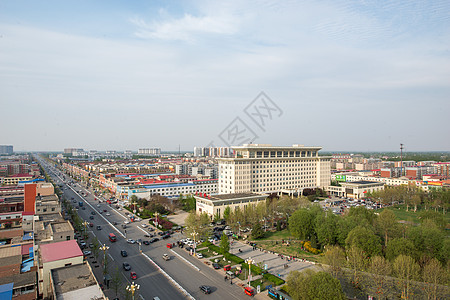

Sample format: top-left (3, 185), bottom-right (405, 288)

top-left (1, 1), bottom-right (449, 152)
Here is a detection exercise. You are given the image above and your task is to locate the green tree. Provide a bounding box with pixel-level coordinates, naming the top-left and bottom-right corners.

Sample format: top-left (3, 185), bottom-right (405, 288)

top-left (393, 255), bottom-right (420, 300)
top-left (423, 258), bottom-right (447, 300)
top-left (110, 266), bottom-right (123, 297)
top-left (347, 245), bottom-right (367, 288)
top-left (324, 245), bottom-right (345, 277)
top-left (219, 233), bottom-right (230, 254)
top-left (345, 226), bottom-right (381, 257)
top-left (251, 222), bottom-right (265, 239)
top-left (184, 211), bottom-right (211, 241)
top-left (369, 256), bottom-right (391, 298)
top-left (92, 237), bottom-right (100, 260)
top-left (316, 213), bottom-right (338, 246)
top-left (376, 208), bottom-right (398, 247)
top-left (286, 270), bottom-right (346, 300)
top-left (289, 208), bottom-right (321, 240)
top-left (223, 206), bottom-right (231, 222)
top-left (385, 238), bottom-right (416, 261)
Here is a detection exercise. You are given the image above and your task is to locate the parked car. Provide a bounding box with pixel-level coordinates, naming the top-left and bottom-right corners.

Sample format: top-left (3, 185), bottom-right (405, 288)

top-left (150, 238), bottom-right (159, 243)
top-left (96, 225), bottom-right (101, 230)
top-left (127, 239), bottom-right (136, 244)
top-left (143, 240), bottom-right (150, 245)
top-left (197, 253), bottom-right (203, 259)
top-left (122, 262), bottom-right (131, 271)
top-left (199, 285), bottom-right (211, 294)
top-left (212, 263), bottom-right (220, 269)
top-left (162, 254), bottom-right (170, 261)
top-left (130, 271), bottom-right (137, 280)
top-left (83, 250), bottom-right (92, 256)
top-left (89, 216), bottom-right (94, 220)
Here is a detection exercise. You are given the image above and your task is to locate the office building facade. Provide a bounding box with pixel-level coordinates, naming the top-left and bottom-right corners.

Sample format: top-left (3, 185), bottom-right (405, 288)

top-left (218, 144), bottom-right (331, 195)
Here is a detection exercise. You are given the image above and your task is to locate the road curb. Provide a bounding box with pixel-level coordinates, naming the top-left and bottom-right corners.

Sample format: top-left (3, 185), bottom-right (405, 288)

top-left (170, 249), bottom-right (201, 271)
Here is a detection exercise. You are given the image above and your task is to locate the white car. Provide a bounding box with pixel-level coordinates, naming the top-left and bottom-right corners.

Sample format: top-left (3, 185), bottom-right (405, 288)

top-left (197, 253), bottom-right (203, 258)
top-left (141, 224), bottom-right (148, 228)
top-left (127, 239), bottom-right (136, 244)
top-left (124, 221), bottom-right (130, 225)
top-left (105, 213), bottom-right (111, 216)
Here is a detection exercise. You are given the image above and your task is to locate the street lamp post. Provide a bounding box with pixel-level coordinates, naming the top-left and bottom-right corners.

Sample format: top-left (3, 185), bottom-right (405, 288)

top-left (82, 221), bottom-right (89, 239)
top-left (245, 257), bottom-right (254, 287)
top-left (126, 282), bottom-right (140, 300)
top-left (100, 244), bottom-right (109, 275)
top-left (191, 230), bottom-right (198, 256)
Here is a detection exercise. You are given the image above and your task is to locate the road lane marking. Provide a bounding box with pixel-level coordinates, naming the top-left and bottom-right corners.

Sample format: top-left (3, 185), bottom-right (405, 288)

top-left (108, 253), bottom-right (115, 261)
top-left (169, 249), bottom-right (200, 271)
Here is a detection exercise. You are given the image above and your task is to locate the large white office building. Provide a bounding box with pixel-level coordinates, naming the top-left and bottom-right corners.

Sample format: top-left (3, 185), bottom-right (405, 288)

top-left (218, 144), bottom-right (331, 195)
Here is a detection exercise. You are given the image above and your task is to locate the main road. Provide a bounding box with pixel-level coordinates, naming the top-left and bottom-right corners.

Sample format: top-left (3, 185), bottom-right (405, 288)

top-left (37, 156), bottom-right (252, 300)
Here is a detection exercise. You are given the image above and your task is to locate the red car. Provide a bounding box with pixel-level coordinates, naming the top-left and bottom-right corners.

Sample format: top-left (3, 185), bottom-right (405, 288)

top-left (130, 271), bottom-right (137, 280)
top-left (89, 222), bottom-right (94, 227)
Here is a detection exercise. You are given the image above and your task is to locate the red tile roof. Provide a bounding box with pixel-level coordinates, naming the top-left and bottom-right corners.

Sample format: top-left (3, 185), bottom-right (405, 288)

top-left (40, 240), bottom-right (82, 263)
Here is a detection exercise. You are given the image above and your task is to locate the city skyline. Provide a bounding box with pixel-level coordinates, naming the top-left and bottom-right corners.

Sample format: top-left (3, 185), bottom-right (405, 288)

top-left (1, 1), bottom-right (450, 152)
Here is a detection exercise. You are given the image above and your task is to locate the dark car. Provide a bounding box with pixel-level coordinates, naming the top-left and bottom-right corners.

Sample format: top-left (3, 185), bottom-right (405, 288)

top-left (81, 207), bottom-right (86, 210)
top-left (137, 239), bottom-right (142, 244)
top-left (91, 211), bottom-right (96, 215)
top-left (89, 216), bottom-right (94, 220)
top-left (122, 262), bottom-right (131, 271)
top-left (162, 234), bottom-right (170, 239)
top-left (143, 240), bottom-right (150, 245)
top-left (121, 250), bottom-right (128, 257)
top-left (200, 285), bottom-right (211, 294)
top-left (157, 231), bottom-right (164, 236)
top-left (212, 263), bottom-right (220, 269)
top-left (185, 246), bottom-right (192, 252)
top-left (96, 225), bottom-right (101, 230)
top-left (150, 238), bottom-right (159, 243)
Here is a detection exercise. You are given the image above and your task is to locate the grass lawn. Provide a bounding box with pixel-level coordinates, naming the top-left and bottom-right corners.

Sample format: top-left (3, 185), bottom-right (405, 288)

top-left (378, 204), bottom-right (449, 224)
top-left (210, 256), bottom-right (238, 267)
top-left (250, 278), bottom-right (271, 290)
top-left (252, 240), bottom-right (322, 263)
top-left (257, 229), bottom-right (295, 241)
top-left (197, 248), bottom-right (215, 258)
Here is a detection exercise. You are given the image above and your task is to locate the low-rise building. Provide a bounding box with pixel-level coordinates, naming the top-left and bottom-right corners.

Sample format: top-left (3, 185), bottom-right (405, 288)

top-left (326, 181), bottom-right (385, 199)
top-left (194, 193), bottom-right (267, 218)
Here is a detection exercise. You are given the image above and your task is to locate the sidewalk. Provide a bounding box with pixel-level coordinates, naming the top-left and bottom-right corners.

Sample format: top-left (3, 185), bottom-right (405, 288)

top-left (229, 239), bottom-right (321, 279)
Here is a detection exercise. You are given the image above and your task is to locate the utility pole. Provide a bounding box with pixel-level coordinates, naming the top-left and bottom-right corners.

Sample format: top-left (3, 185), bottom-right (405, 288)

top-left (400, 143), bottom-right (404, 177)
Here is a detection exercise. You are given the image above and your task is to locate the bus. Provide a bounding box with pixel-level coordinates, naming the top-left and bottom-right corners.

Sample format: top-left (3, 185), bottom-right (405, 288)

top-left (108, 233), bottom-right (117, 242)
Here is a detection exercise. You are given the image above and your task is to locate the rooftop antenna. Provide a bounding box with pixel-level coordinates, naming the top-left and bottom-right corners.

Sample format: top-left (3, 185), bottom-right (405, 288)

top-left (400, 143), bottom-right (404, 177)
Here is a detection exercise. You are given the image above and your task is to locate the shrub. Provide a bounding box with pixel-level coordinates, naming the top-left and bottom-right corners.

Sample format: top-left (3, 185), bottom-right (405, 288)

top-left (224, 253), bottom-right (245, 264)
top-left (303, 241), bottom-right (320, 254)
top-left (263, 273), bottom-right (285, 286)
top-left (242, 263), bottom-right (263, 275)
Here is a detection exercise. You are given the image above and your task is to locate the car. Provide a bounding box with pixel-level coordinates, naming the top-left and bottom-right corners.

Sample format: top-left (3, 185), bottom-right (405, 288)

top-left (141, 224), bottom-right (148, 228)
top-left (137, 239), bottom-right (142, 244)
top-left (96, 225), bottom-right (101, 230)
top-left (81, 206), bottom-right (86, 210)
top-left (162, 254), bottom-right (170, 261)
top-left (199, 285), bottom-right (211, 294)
top-left (97, 204), bottom-right (100, 207)
top-left (79, 241), bottom-right (87, 249)
top-left (150, 238), bottom-right (159, 243)
top-left (113, 221), bottom-right (118, 225)
top-left (197, 253), bottom-right (204, 259)
top-left (127, 239), bottom-right (136, 244)
top-left (89, 216), bottom-right (94, 220)
top-left (83, 250), bottom-right (92, 256)
top-left (89, 223), bottom-right (94, 227)
top-left (105, 213), bottom-right (111, 216)
top-left (91, 211), bottom-right (96, 215)
top-left (122, 262), bottom-right (131, 271)
top-left (185, 246), bottom-right (192, 252)
top-left (212, 263), bottom-right (220, 269)
top-left (130, 271), bottom-right (137, 280)
top-left (162, 234), bottom-right (170, 239)
top-left (124, 221), bottom-right (130, 225)
top-left (143, 240), bottom-right (150, 245)
top-left (103, 209), bottom-right (107, 212)
top-left (121, 250), bottom-right (128, 257)
top-left (89, 243), bottom-right (94, 248)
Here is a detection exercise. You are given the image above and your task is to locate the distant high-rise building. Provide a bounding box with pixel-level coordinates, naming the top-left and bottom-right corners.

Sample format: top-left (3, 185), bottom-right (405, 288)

top-left (0, 145), bottom-right (13, 154)
top-left (64, 148), bottom-right (83, 155)
top-left (138, 148), bottom-right (161, 156)
top-left (193, 146), bottom-right (233, 157)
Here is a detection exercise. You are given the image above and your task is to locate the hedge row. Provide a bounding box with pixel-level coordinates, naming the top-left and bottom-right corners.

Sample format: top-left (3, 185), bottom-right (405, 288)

top-left (241, 263), bottom-right (263, 275)
top-left (224, 253), bottom-right (245, 264)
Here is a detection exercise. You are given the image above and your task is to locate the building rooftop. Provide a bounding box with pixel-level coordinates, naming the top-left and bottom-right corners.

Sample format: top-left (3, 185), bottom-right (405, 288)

top-left (51, 221), bottom-right (73, 233)
top-left (344, 181), bottom-right (384, 185)
top-left (0, 245), bottom-right (22, 267)
top-left (52, 263), bottom-right (103, 299)
top-left (40, 240), bottom-right (82, 263)
top-left (0, 269), bottom-right (36, 287)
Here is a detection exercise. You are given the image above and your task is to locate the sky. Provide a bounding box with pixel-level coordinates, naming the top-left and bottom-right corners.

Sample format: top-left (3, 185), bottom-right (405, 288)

top-left (1, 0), bottom-right (449, 152)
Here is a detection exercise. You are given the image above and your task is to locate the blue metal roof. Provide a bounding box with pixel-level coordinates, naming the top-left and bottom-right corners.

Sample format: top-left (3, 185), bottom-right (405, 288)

top-left (144, 183), bottom-right (195, 189)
